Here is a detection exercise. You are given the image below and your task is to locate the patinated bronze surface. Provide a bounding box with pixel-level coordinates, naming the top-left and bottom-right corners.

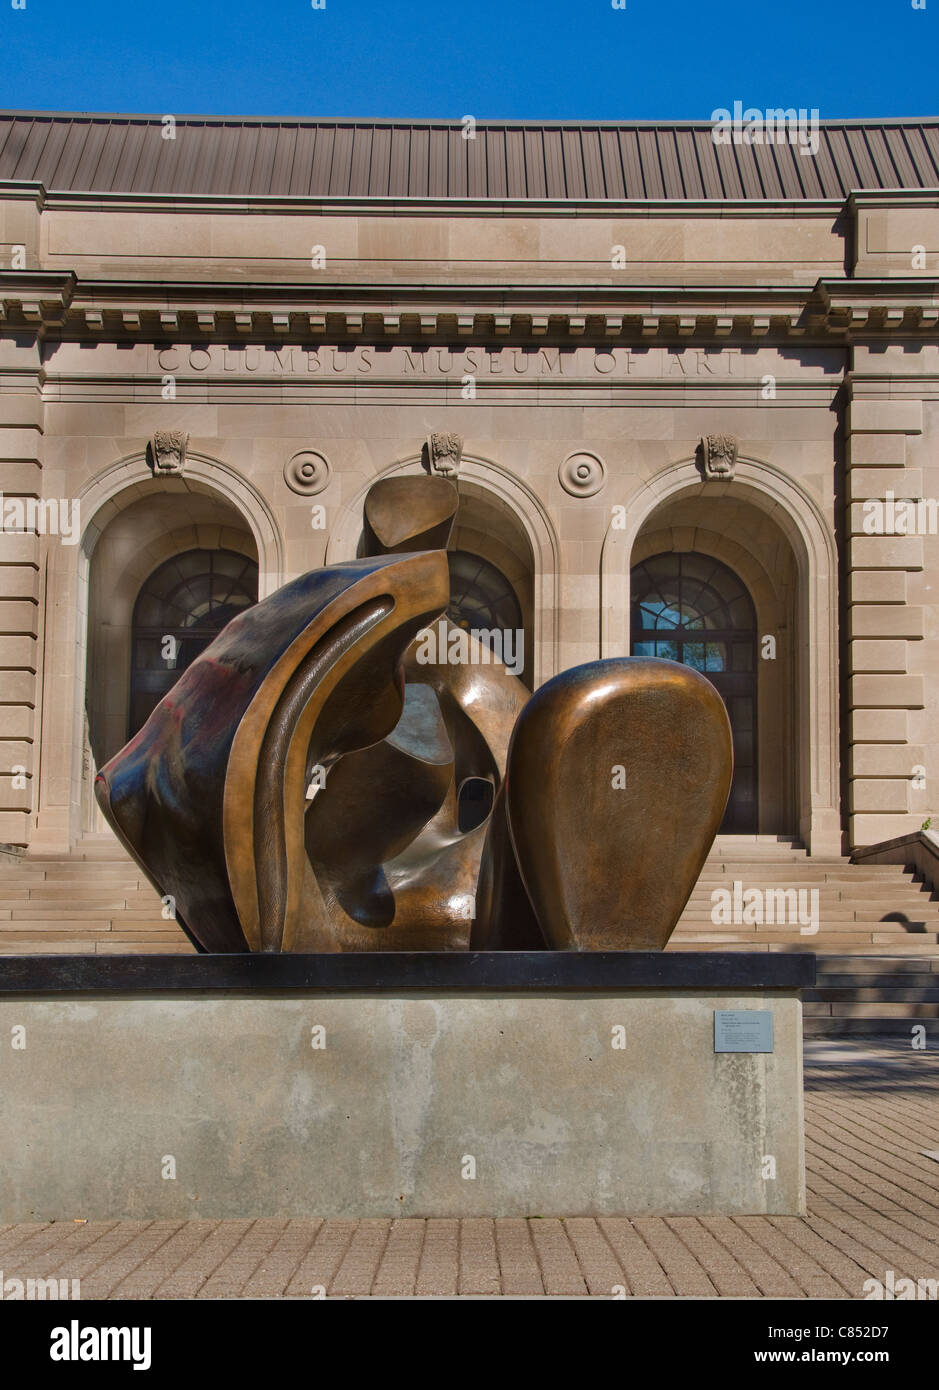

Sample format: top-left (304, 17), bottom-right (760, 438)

top-left (306, 471), bottom-right (528, 948)
top-left (96, 469), bottom-right (732, 954)
top-left (363, 474), bottom-right (458, 554)
top-left (472, 658), bottom-right (733, 951)
top-left (96, 550), bottom-right (450, 952)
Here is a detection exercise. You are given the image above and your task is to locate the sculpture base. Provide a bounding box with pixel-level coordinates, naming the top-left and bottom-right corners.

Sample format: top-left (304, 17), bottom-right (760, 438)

top-left (0, 953), bottom-right (811, 1219)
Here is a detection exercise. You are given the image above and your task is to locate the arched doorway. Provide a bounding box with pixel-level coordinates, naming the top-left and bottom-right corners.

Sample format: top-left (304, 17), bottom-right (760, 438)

top-left (129, 548), bottom-right (259, 737)
top-left (631, 552), bottom-right (758, 832)
top-left (81, 485), bottom-right (260, 838)
top-left (325, 455), bottom-right (559, 688)
top-left (446, 550), bottom-right (524, 644)
top-left (602, 459), bottom-right (840, 855)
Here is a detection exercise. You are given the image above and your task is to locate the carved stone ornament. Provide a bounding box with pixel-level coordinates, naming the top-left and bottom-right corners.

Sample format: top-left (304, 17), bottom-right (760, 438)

top-left (148, 430), bottom-right (189, 476)
top-left (424, 432), bottom-right (463, 478)
top-left (559, 451), bottom-right (606, 498)
top-left (284, 450), bottom-right (331, 496)
top-left (699, 434), bottom-right (738, 480)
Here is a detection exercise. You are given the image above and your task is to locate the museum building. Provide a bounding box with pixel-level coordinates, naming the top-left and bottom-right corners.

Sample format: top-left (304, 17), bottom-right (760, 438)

top-left (0, 113), bottom-right (938, 958)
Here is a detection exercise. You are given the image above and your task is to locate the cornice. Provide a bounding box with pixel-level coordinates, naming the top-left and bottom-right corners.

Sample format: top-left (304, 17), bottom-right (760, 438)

top-left (0, 274), bottom-right (936, 345)
top-left (0, 179), bottom-right (848, 218)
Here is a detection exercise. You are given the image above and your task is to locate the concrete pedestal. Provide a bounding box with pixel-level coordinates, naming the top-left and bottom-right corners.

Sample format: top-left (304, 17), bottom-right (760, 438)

top-left (0, 953), bottom-right (812, 1219)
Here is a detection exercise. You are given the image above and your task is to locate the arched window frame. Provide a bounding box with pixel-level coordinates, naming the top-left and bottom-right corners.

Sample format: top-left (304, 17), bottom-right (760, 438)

top-left (129, 549), bottom-right (259, 736)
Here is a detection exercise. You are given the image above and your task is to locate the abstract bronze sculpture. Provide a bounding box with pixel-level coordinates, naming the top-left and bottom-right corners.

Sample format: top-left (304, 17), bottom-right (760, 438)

top-left (96, 469), bottom-right (732, 953)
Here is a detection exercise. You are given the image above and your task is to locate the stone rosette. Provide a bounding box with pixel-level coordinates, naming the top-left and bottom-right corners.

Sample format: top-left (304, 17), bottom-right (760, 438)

top-left (284, 450), bottom-right (331, 496)
top-left (559, 451), bottom-right (605, 498)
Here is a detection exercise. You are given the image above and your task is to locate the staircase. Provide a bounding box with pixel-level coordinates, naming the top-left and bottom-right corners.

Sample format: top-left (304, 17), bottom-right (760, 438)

top-left (0, 833), bottom-right (194, 955)
top-left (667, 835), bottom-right (939, 1036)
top-left (2, 831), bottom-right (938, 1035)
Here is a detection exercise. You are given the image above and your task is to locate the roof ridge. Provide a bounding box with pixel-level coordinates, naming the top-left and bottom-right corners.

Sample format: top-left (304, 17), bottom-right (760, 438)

top-left (1, 110), bottom-right (938, 128)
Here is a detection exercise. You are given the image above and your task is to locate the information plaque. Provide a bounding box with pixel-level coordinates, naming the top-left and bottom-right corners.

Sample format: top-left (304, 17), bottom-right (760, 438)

top-left (714, 1010), bottom-right (774, 1053)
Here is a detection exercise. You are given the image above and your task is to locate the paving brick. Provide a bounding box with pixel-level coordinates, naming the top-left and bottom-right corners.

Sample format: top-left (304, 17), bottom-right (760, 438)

top-left (283, 1219), bottom-right (351, 1297)
top-left (240, 1221), bottom-right (323, 1298)
top-left (79, 1221), bottom-right (186, 1299)
top-left (370, 1219), bottom-right (426, 1297)
top-left (563, 1217), bottom-right (628, 1296)
top-left (596, 1219), bottom-right (675, 1296)
top-left (108, 1221), bottom-right (219, 1299)
top-left (457, 1217), bottom-right (500, 1296)
top-left (731, 1216), bottom-right (846, 1298)
top-left (492, 1218), bottom-right (543, 1296)
top-left (195, 1220), bottom-right (289, 1298)
top-left (696, 1218), bottom-right (805, 1298)
top-left (152, 1220), bottom-right (253, 1299)
top-left (414, 1218), bottom-right (459, 1296)
top-left (664, 1218), bottom-right (761, 1297)
top-left (629, 1217), bottom-right (719, 1297)
top-left (329, 1219), bottom-right (391, 1296)
top-left (526, 1219), bottom-right (587, 1296)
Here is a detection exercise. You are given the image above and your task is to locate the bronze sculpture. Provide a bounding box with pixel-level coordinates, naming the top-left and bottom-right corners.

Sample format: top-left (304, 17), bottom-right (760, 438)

top-left (96, 468), bottom-right (732, 953)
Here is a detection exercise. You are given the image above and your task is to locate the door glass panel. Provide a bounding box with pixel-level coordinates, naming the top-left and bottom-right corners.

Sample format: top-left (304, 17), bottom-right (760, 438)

top-left (631, 552), bottom-right (758, 832)
top-left (130, 549), bottom-right (259, 738)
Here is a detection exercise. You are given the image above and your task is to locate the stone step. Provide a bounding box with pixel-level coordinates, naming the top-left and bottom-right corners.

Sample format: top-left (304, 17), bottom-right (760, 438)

top-left (0, 920), bottom-right (183, 933)
top-left (805, 984), bottom-right (939, 995)
top-left (676, 947), bottom-right (939, 956)
top-left (803, 1017), bottom-right (939, 1036)
top-left (668, 937), bottom-right (939, 953)
top-left (0, 863), bottom-right (146, 877)
top-left (0, 939), bottom-right (194, 954)
top-left (805, 942), bottom-right (939, 954)
top-left (704, 860), bottom-right (891, 872)
top-left (688, 883), bottom-right (934, 898)
top-left (688, 873), bottom-right (931, 885)
top-left (711, 835), bottom-right (805, 848)
top-left (698, 861), bottom-right (898, 872)
top-left (674, 921), bottom-right (939, 933)
top-left (94, 941), bottom-right (195, 954)
top-left (55, 846), bottom-right (136, 861)
top-left (806, 987), bottom-right (939, 1002)
top-left (678, 910), bottom-right (938, 924)
top-left (803, 1001), bottom-right (939, 1018)
top-left (815, 956), bottom-right (939, 974)
top-left (0, 911), bottom-right (165, 922)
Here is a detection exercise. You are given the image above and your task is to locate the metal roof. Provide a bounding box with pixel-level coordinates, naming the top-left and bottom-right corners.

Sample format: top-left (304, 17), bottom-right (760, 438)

top-left (1, 112), bottom-right (938, 201)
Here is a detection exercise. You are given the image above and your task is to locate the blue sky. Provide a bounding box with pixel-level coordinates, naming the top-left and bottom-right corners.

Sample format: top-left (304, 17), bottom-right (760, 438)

top-left (1, 0), bottom-right (935, 121)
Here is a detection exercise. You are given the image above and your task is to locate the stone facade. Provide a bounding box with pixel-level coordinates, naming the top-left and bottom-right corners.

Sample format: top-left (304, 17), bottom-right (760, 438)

top-left (1, 124), bottom-right (938, 858)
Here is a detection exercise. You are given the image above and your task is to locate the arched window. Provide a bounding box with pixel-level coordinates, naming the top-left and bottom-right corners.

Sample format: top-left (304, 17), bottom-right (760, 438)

top-left (130, 549), bottom-right (258, 735)
top-left (631, 552), bottom-right (757, 832)
top-left (446, 551), bottom-right (523, 642)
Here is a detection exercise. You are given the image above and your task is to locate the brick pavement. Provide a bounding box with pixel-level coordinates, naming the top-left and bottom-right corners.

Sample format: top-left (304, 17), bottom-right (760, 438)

top-left (1, 1040), bottom-right (936, 1299)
